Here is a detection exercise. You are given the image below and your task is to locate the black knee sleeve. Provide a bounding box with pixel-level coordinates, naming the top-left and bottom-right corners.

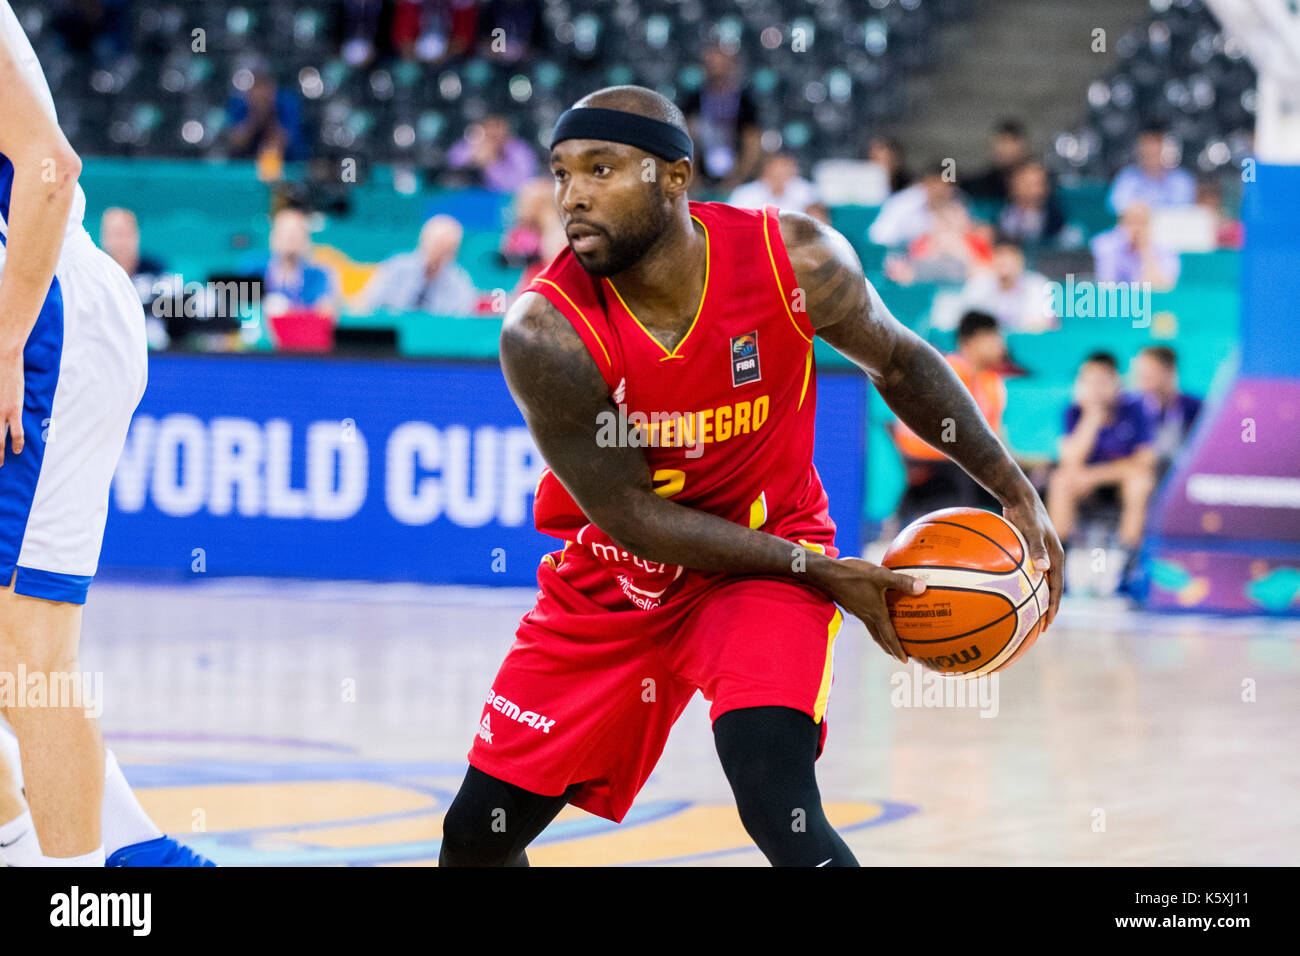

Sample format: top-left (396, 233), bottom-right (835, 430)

top-left (439, 766), bottom-right (571, 867)
top-left (713, 706), bottom-right (858, 867)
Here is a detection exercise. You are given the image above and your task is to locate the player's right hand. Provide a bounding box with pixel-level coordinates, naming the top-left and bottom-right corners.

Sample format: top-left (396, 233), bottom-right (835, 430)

top-left (0, 349), bottom-right (24, 466)
top-left (812, 557), bottom-right (925, 664)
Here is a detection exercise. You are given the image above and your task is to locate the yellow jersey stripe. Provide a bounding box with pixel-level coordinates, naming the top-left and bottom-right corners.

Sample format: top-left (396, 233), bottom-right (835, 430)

top-left (797, 344), bottom-right (812, 410)
top-left (813, 608), bottom-right (844, 723)
top-left (606, 215), bottom-right (711, 358)
top-left (748, 492), bottom-right (768, 530)
top-left (762, 211), bottom-right (814, 345)
top-left (533, 278), bottom-right (613, 369)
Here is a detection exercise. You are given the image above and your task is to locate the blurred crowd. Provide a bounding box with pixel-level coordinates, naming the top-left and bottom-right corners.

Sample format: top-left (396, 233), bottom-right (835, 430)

top-left (78, 26), bottom-right (1232, 579)
top-left (102, 42), bottom-right (1243, 353)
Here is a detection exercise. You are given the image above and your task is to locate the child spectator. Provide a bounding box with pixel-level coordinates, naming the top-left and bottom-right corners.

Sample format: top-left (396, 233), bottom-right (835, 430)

top-left (1131, 346), bottom-right (1202, 477)
top-left (1048, 352), bottom-right (1157, 550)
top-left (893, 311), bottom-right (1008, 524)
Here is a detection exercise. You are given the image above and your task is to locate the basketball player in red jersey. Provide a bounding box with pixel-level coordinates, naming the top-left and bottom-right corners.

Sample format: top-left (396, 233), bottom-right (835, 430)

top-left (440, 87), bottom-right (1063, 867)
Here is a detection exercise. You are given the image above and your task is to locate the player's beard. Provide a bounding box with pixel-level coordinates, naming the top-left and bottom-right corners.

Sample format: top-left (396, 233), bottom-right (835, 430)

top-left (575, 189), bottom-right (673, 278)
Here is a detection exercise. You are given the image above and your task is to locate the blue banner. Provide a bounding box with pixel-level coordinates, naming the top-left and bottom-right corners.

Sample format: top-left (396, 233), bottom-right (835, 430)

top-left (102, 354), bottom-right (866, 586)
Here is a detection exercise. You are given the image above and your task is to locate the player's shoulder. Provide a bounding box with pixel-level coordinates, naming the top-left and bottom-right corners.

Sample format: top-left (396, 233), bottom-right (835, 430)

top-left (502, 288), bottom-right (570, 351)
top-left (773, 207), bottom-right (861, 285)
top-left (690, 200), bottom-right (847, 259)
top-left (500, 290), bottom-right (608, 407)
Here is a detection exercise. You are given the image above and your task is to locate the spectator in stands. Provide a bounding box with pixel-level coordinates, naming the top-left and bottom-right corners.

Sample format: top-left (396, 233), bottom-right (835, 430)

top-left (99, 207), bottom-right (171, 348)
top-left (99, 207), bottom-right (168, 301)
top-left (392, 0), bottom-right (480, 61)
top-left (893, 311), bottom-right (1008, 524)
top-left (681, 44), bottom-right (763, 192)
top-left (1090, 202), bottom-right (1180, 289)
top-left (226, 64), bottom-right (310, 163)
top-left (728, 152), bottom-right (830, 222)
top-left (500, 178), bottom-right (559, 269)
top-left (446, 114), bottom-right (538, 192)
top-left (257, 207), bottom-right (340, 320)
top-left (964, 119), bottom-right (1032, 201)
top-left (868, 159), bottom-right (959, 247)
top-left (360, 215), bottom-right (478, 315)
top-left (1048, 352), bottom-right (1157, 549)
top-left (1131, 346), bottom-right (1202, 476)
top-left (1195, 179), bottom-right (1244, 250)
top-left (949, 238), bottom-right (1057, 333)
top-left (886, 199), bottom-right (992, 285)
top-left (480, 0), bottom-right (541, 63)
top-left (513, 219), bottom-right (568, 304)
top-left (1107, 126), bottom-right (1196, 213)
top-left (998, 161), bottom-right (1067, 246)
top-left (866, 135), bottom-right (912, 194)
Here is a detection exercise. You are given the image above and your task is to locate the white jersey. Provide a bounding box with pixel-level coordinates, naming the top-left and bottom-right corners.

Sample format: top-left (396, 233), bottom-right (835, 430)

top-left (0, 0), bottom-right (88, 243)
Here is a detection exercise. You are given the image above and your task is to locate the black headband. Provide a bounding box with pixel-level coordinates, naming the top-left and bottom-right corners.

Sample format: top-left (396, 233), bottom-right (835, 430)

top-left (550, 107), bottom-right (694, 163)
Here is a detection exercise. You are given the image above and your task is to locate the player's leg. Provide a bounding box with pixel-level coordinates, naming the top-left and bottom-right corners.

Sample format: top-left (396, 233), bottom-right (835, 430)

top-left (439, 766), bottom-right (581, 866)
top-left (1046, 464), bottom-right (1089, 541)
top-left (1116, 459), bottom-right (1156, 548)
top-left (0, 587), bottom-right (103, 862)
top-left (449, 584), bottom-right (696, 864)
top-left (671, 576), bottom-right (857, 866)
top-left (713, 706), bottom-right (858, 867)
top-left (0, 716), bottom-right (211, 866)
top-left (0, 241), bottom-right (209, 866)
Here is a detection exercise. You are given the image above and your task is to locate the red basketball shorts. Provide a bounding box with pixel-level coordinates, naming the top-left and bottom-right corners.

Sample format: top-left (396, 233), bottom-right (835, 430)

top-left (466, 572), bottom-right (845, 823)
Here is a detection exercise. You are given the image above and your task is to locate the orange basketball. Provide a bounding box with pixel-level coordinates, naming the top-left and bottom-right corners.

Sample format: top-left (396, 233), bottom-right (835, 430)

top-left (882, 507), bottom-right (1045, 678)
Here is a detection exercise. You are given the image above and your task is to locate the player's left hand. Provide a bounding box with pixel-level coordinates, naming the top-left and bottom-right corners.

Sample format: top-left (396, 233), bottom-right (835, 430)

top-left (1002, 491), bottom-right (1064, 633)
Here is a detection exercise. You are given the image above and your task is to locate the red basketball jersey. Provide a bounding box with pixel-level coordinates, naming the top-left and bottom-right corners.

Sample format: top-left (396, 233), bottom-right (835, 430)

top-left (523, 201), bottom-right (837, 612)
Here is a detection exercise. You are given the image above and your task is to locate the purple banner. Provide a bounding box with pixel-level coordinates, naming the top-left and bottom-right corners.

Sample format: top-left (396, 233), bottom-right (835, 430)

top-left (1155, 377), bottom-right (1300, 541)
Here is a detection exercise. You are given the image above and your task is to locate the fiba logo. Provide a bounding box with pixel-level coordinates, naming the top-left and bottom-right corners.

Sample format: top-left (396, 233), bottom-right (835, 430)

top-left (730, 331), bottom-right (761, 386)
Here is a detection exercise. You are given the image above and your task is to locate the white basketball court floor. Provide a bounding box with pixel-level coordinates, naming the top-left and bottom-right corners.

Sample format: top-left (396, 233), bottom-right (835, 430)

top-left (81, 578), bottom-right (1299, 866)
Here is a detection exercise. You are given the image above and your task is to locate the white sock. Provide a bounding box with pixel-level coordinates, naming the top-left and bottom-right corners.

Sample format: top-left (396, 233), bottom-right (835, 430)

top-left (42, 846), bottom-right (106, 867)
top-left (0, 721), bottom-right (163, 855)
top-left (103, 749), bottom-right (163, 853)
top-left (0, 809), bottom-right (43, 866)
top-left (0, 720), bottom-right (21, 784)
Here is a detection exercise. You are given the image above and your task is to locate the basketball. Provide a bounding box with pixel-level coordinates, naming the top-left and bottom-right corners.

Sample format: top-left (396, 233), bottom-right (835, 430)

top-left (882, 508), bottom-right (1046, 678)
